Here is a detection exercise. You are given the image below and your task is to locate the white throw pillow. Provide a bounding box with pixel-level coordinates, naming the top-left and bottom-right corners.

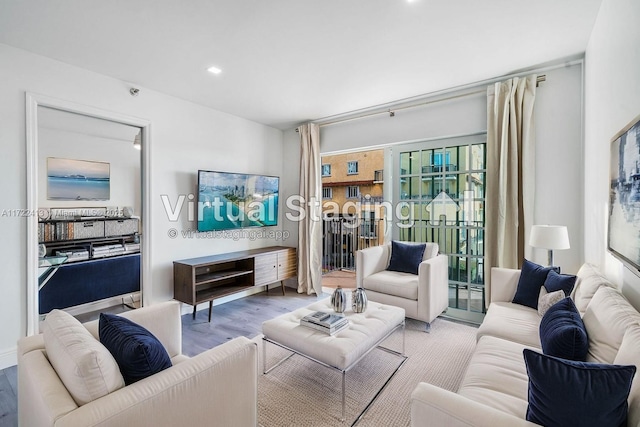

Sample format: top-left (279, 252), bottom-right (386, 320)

top-left (613, 324), bottom-right (640, 427)
top-left (43, 309), bottom-right (125, 406)
top-left (537, 289), bottom-right (565, 316)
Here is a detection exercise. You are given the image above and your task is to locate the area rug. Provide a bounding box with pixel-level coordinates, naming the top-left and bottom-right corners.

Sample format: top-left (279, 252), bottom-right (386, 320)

top-left (255, 317), bottom-right (477, 427)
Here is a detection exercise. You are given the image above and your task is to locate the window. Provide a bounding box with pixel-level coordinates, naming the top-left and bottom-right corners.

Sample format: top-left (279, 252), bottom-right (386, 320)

top-left (347, 186), bottom-right (359, 198)
top-left (347, 161), bottom-right (359, 175)
top-left (395, 137), bottom-right (486, 324)
top-left (321, 164), bottom-right (331, 177)
top-left (322, 187), bottom-right (332, 199)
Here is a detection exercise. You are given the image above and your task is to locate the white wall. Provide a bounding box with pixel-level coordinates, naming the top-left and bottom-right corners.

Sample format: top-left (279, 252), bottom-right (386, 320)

top-left (584, 0), bottom-right (640, 310)
top-left (284, 64), bottom-right (585, 274)
top-left (0, 43), bottom-right (285, 368)
top-left (38, 125), bottom-right (142, 214)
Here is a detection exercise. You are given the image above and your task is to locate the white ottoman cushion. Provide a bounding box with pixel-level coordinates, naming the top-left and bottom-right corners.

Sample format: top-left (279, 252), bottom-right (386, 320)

top-left (262, 299), bottom-right (405, 370)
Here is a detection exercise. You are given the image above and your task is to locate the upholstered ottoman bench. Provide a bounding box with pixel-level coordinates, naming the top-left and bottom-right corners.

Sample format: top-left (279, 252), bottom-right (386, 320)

top-left (262, 298), bottom-right (406, 422)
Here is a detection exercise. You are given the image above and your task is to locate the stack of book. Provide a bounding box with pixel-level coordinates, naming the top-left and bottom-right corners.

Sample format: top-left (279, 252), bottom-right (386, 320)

top-left (300, 311), bottom-right (349, 335)
top-left (92, 244), bottom-right (125, 258)
top-left (55, 249), bottom-right (89, 262)
top-left (124, 242), bottom-right (141, 253)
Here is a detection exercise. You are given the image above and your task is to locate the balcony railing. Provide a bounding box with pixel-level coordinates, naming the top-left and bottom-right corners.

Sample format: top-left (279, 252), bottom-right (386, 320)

top-left (422, 164), bottom-right (458, 173)
top-left (322, 216), bottom-right (384, 273)
top-left (359, 195), bottom-right (384, 204)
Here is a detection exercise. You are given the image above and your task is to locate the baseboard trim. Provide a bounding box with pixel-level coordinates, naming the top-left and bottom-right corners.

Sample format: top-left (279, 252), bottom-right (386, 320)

top-left (0, 346), bottom-right (17, 370)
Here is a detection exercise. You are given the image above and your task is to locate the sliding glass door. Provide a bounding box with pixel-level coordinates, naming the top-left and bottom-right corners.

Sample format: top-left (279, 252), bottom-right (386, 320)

top-left (392, 134), bottom-right (486, 323)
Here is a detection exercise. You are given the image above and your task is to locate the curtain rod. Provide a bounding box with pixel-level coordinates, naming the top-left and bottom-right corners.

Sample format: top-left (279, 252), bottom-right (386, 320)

top-left (296, 56), bottom-right (586, 132)
top-left (296, 74), bottom-right (547, 132)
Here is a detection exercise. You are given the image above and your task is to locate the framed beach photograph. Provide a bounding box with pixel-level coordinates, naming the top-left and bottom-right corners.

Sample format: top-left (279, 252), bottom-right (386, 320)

top-left (608, 113), bottom-right (640, 273)
top-left (47, 157), bottom-right (110, 201)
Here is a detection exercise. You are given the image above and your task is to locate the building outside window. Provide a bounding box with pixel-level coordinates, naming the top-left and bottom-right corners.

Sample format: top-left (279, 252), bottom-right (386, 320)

top-left (322, 164), bottom-right (331, 177)
top-left (347, 161), bottom-right (359, 175)
top-left (347, 185), bottom-right (359, 198)
top-left (322, 187), bottom-right (333, 199)
top-left (395, 136), bottom-right (486, 324)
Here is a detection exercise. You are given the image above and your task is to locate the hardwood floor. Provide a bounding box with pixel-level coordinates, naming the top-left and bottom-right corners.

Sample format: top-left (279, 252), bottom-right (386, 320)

top-left (182, 287), bottom-right (328, 356)
top-left (0, 366), bottom-right (17, 427)
top-left (0, 287), bottom-right (328, 426)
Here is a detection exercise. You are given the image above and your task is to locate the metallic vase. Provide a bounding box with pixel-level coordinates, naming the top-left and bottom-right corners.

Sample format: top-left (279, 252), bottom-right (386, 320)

top-left (352, 287), bottom-right (368, 313)
top-left (331, 286), bottom-right (347, 313)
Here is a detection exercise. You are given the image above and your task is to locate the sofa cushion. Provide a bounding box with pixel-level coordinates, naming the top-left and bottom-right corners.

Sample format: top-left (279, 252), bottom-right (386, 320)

top-left (458, 335), bottom-right (533, 418)
top-left (543, 270), bottom-right (576, 296)
top-left (512, 259), bottom-right (557, 309)
top-left (42, 309), bottom-right (125, 406)
top-left (421, 242), bottom-right (439, 261)
top-left (613, 324), bottom-right (640, 427)
top-left (363, 270), bottom-right (418, 300)
top-left (523, 349), bottom-right (635, 427)
top-left (537, 289), bottom-right (565, 316)
top-left (387, 241), bottom-right (425, 275)
top-left (539, 297), bottom-right (589, 361)
top-left (99, 313), bottom-right (172, 385)
top-left (582, 286), bottom-right (640, 363)
top-left (476, 302), bottom-right (541, 348)
top-left (572, 263), bottom-right (616, 314)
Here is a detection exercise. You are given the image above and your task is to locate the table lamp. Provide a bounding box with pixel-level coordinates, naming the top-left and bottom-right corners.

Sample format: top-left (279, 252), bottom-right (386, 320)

top-left (529, 225), bottom-right (570, 267)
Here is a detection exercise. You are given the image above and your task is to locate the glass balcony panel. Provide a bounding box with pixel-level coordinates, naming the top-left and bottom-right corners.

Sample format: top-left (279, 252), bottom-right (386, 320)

top-left (471, 144), bottom-right (485, 170)
top-left (409, 177), bottom-right (421, 199)
top-left (449, 284), bottom-right (468, 310)
top-left (470, 286), bottom-right (485, 313)
top-left (470, 258), bottom-right (484, 285)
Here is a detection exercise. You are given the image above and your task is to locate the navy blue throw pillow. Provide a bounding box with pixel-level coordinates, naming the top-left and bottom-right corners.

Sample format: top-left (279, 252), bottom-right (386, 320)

top-left (539, 297), bottom-right (589, 361)
top-left (512, 259), bottom-right (558, 309)
top-left (544, 270), bottom-right (577, 296)
top-left (523, 349), bottom-right (635, 427)
top-left (99, 313), bottom-right (172, 385)
top-left (386, 241), bottom-right (426, 275)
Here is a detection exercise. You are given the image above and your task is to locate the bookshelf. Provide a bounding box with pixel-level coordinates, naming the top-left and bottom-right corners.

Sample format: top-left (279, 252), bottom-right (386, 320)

top-left (38, 217), bottom-right (141, 315)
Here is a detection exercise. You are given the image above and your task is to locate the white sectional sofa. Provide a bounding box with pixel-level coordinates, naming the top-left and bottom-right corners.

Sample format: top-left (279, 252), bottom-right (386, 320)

top-left (17, 301), bottom-right (258, 427)
top-left (411, 263), bottom-right (640, 427)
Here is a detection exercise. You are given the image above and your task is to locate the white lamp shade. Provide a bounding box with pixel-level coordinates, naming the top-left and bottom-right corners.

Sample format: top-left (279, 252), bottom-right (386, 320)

top-left (529, 225), bottom-right (570, 250)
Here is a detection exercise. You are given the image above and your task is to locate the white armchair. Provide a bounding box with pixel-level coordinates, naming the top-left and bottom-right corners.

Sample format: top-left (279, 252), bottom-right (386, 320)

top-left (356, 242), bottom-right (449, 330)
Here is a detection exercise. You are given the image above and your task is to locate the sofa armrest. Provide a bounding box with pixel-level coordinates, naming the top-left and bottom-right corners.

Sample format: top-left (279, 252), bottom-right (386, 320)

top-left (55, 336), bottom-right (258, 427)
top-left (84, 301), bottom-right (182, 358)
top-left (490, 267), bottom-right (521, 303)
top-left (356, 244), bottom-right (390, 287)
top-left (411, 383), bottom-right (538, 427)
top-left (416, 254), bottom-right (449, 323)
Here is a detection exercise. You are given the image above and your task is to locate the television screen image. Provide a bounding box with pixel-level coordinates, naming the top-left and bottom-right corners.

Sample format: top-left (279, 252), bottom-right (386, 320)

top-left (197, 170), bottom-right (279, 232)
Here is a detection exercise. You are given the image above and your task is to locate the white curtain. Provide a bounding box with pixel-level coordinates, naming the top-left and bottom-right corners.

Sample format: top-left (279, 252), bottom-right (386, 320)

top-left (485, 75), bottom-right (537, 304)
top-left (297, 123), bottom-right (323, 295)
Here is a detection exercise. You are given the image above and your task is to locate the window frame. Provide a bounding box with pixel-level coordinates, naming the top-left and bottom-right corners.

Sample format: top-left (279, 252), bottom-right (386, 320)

top-left (347, 185), bottom-right (360, 199)
top-left (347, 161), bottom-right (359, 175)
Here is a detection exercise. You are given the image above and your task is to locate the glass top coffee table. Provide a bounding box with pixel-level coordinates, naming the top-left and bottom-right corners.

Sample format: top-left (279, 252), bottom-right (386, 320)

top-left (262, 299), bottom-right (407, 424)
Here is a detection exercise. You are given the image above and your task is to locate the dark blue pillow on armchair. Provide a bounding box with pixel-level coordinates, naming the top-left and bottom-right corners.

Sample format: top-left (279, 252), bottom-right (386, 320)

top-left (539, 297), bottom-right (589, 361)
top-left (386, 241), bottom-right (426, 275)
top-left (512, 259), bottom-right (558, 309)
top-left (523, 349), bottom-right (635, 427)
top-left (99, 313), bottom-right (172, 385)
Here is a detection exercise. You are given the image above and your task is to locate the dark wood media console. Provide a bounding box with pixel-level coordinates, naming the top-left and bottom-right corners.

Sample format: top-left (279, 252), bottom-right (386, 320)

top-left (173, 246), bottom-right (297, 321)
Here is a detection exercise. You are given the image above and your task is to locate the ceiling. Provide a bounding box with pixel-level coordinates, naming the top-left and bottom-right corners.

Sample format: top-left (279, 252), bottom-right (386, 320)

top-left (0, 0), bottom-right (603, 130)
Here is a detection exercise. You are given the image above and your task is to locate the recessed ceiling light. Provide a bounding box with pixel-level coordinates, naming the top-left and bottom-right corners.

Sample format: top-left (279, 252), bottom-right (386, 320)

top-left (207, 66), bottom-right (222, 75)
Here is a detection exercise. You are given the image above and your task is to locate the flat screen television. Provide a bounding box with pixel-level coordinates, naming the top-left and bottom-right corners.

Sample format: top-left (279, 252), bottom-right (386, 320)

top-left (197, 170), bottom-right (279, 232)
top-left (608, 113), bottom-right (640, 273)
